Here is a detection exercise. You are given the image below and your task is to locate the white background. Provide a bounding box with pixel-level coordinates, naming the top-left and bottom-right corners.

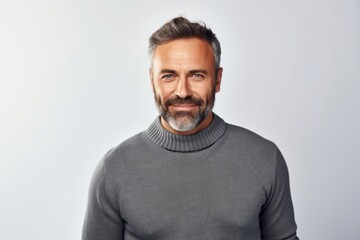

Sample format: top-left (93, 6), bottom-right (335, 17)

top-left (1, 0), bottom-right (359, 239)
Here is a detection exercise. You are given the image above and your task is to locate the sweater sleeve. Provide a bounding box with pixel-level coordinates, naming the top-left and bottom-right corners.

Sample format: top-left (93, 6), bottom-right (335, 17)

top-left (82, 156), bottom-right (124, 240)
top-left (259, 148), bottom-right (299, 240)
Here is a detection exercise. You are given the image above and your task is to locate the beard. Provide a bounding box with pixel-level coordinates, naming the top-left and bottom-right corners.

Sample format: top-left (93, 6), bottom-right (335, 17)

top-left (154, 86), bottom-right (216, 132)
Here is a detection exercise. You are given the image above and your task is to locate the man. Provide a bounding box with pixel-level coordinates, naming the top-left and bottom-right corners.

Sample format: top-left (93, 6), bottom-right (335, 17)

top-left (82, 17), bottom-right (299, 240)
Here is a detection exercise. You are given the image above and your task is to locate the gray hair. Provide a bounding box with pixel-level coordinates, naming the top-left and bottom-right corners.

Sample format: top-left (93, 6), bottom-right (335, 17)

top-left (148, 17), bottom-right (221, 71)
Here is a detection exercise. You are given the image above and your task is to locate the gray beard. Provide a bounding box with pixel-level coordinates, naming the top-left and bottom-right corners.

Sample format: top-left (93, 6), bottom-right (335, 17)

top-left (167, 115), bottom-right (201, 132)
top-left (154, 82), bottom-right (217, 132)
top-left (157, 103), bottom-right (213, 132)
top-left (165, 110), bottom-right (207, 132)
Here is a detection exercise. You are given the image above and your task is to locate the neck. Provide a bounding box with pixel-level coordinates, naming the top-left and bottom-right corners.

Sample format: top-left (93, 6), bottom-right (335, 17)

top-left (146, 113), bottom-right (226, 152)
top-left (160, 112), bottom-right (214, 135)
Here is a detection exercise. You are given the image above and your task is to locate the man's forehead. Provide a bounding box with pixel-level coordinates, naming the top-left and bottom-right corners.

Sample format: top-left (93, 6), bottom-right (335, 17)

top-left (152, 38), bottom-right (215, 69)
top-left (154, 38), bottom-right (212, 54)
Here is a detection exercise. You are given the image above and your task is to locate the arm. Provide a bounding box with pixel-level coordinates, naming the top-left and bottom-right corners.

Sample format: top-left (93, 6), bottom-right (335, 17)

top-left (82, 157), bottom-right (124, 240)
top-left (260, 148), bottom-right (299, 240)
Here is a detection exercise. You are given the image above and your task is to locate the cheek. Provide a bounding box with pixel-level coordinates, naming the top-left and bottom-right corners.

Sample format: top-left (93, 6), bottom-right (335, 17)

top-left (155, 84), bottom-right (174, 100)
top-left (193, 83), bottom-right (213, 98)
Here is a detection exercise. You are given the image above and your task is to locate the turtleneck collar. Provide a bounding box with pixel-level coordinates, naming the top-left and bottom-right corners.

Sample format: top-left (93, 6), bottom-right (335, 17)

top-left (146, 113), bottom-right (226, 152)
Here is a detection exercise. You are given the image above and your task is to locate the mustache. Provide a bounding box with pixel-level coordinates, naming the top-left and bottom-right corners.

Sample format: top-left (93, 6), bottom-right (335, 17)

top-left (164, 96), bottom-right (204, 108)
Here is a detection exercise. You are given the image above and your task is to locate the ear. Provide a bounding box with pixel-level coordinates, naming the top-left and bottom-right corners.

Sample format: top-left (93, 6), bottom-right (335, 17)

top-left (149, 67), bottom-right (153, 80)
top-left (215, 67), bottom-right (223, 93)
top-left (149, 67), bottom-right (154, 84)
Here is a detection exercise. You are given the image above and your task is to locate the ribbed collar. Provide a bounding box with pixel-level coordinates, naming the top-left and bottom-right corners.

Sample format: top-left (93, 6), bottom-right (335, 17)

top-left (146, 113), bottom-right (226, 152)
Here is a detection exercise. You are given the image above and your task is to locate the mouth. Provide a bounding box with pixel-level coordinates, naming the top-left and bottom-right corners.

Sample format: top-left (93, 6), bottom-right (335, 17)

top-left (170, 104), bottom-right (198, 111)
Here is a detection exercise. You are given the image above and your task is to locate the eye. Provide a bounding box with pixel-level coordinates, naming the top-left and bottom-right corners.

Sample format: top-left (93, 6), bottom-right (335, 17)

top-left (191, 73), bottom-right (204, 80)
top-left (161, 74), bottom-right (175, 80)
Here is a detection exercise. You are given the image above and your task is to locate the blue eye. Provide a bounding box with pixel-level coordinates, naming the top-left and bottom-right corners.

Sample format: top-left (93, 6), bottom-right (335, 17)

top-left (192, 74), bottom-right (204, 79)
top-left (162, 74), bottom-right (174, 80)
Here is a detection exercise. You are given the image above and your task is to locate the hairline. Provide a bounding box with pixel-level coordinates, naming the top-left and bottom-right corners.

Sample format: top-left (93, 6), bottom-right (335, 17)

top-left (148, 37), bottom-right (221, 72)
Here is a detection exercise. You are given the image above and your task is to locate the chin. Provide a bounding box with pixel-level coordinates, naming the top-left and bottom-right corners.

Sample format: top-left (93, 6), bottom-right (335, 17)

top-left (167, 115), bottom-right (201, 132)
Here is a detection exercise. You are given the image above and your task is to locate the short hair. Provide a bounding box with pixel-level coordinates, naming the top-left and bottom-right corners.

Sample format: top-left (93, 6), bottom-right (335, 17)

top-left (148, 16), bottom-right (221, 70)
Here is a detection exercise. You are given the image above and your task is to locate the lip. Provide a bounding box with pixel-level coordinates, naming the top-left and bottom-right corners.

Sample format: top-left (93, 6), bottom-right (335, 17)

top-left (170, 104), bottom-right (197, 111)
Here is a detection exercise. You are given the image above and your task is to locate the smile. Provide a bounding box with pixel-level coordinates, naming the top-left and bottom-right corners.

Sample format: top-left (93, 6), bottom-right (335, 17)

top-left (170, 104), bottom-right (197, 111)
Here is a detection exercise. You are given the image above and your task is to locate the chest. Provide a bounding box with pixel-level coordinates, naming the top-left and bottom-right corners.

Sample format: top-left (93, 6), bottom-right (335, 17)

top-left (117, 157), bottom-right (269, 239)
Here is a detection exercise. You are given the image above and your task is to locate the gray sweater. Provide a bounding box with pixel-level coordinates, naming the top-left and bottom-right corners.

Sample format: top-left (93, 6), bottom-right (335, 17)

top-left (82, 114), bottom-right (298, 240)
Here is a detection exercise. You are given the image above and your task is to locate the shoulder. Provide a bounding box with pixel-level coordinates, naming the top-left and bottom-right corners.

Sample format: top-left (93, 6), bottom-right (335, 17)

top-left (222, 122), bottom-right (282, 172)
top-left (224, 123), bottom-right (277, 151)
top-left (223, 122), bottom-right (287, 188)
top-left (109, 132), bottom-right (146, 157)
top-left (96, 132), bottom-right (147, 178)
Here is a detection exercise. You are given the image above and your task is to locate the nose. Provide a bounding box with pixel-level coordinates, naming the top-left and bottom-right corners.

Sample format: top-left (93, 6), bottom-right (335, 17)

top-left (175, 77), bottom-right (192, 98)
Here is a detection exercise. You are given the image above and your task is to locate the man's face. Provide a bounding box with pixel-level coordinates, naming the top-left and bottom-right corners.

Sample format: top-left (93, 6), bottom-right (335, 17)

top-left (150, 38), bottom-right (222, 133)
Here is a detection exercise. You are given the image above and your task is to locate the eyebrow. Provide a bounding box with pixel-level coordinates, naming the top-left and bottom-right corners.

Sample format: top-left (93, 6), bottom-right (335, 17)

top-left (188, 69), bottom-right (209, 75)
top-left (159, 69), bottom-right (209, 75)
top-left (159, 69), bottom-right (177, 74)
